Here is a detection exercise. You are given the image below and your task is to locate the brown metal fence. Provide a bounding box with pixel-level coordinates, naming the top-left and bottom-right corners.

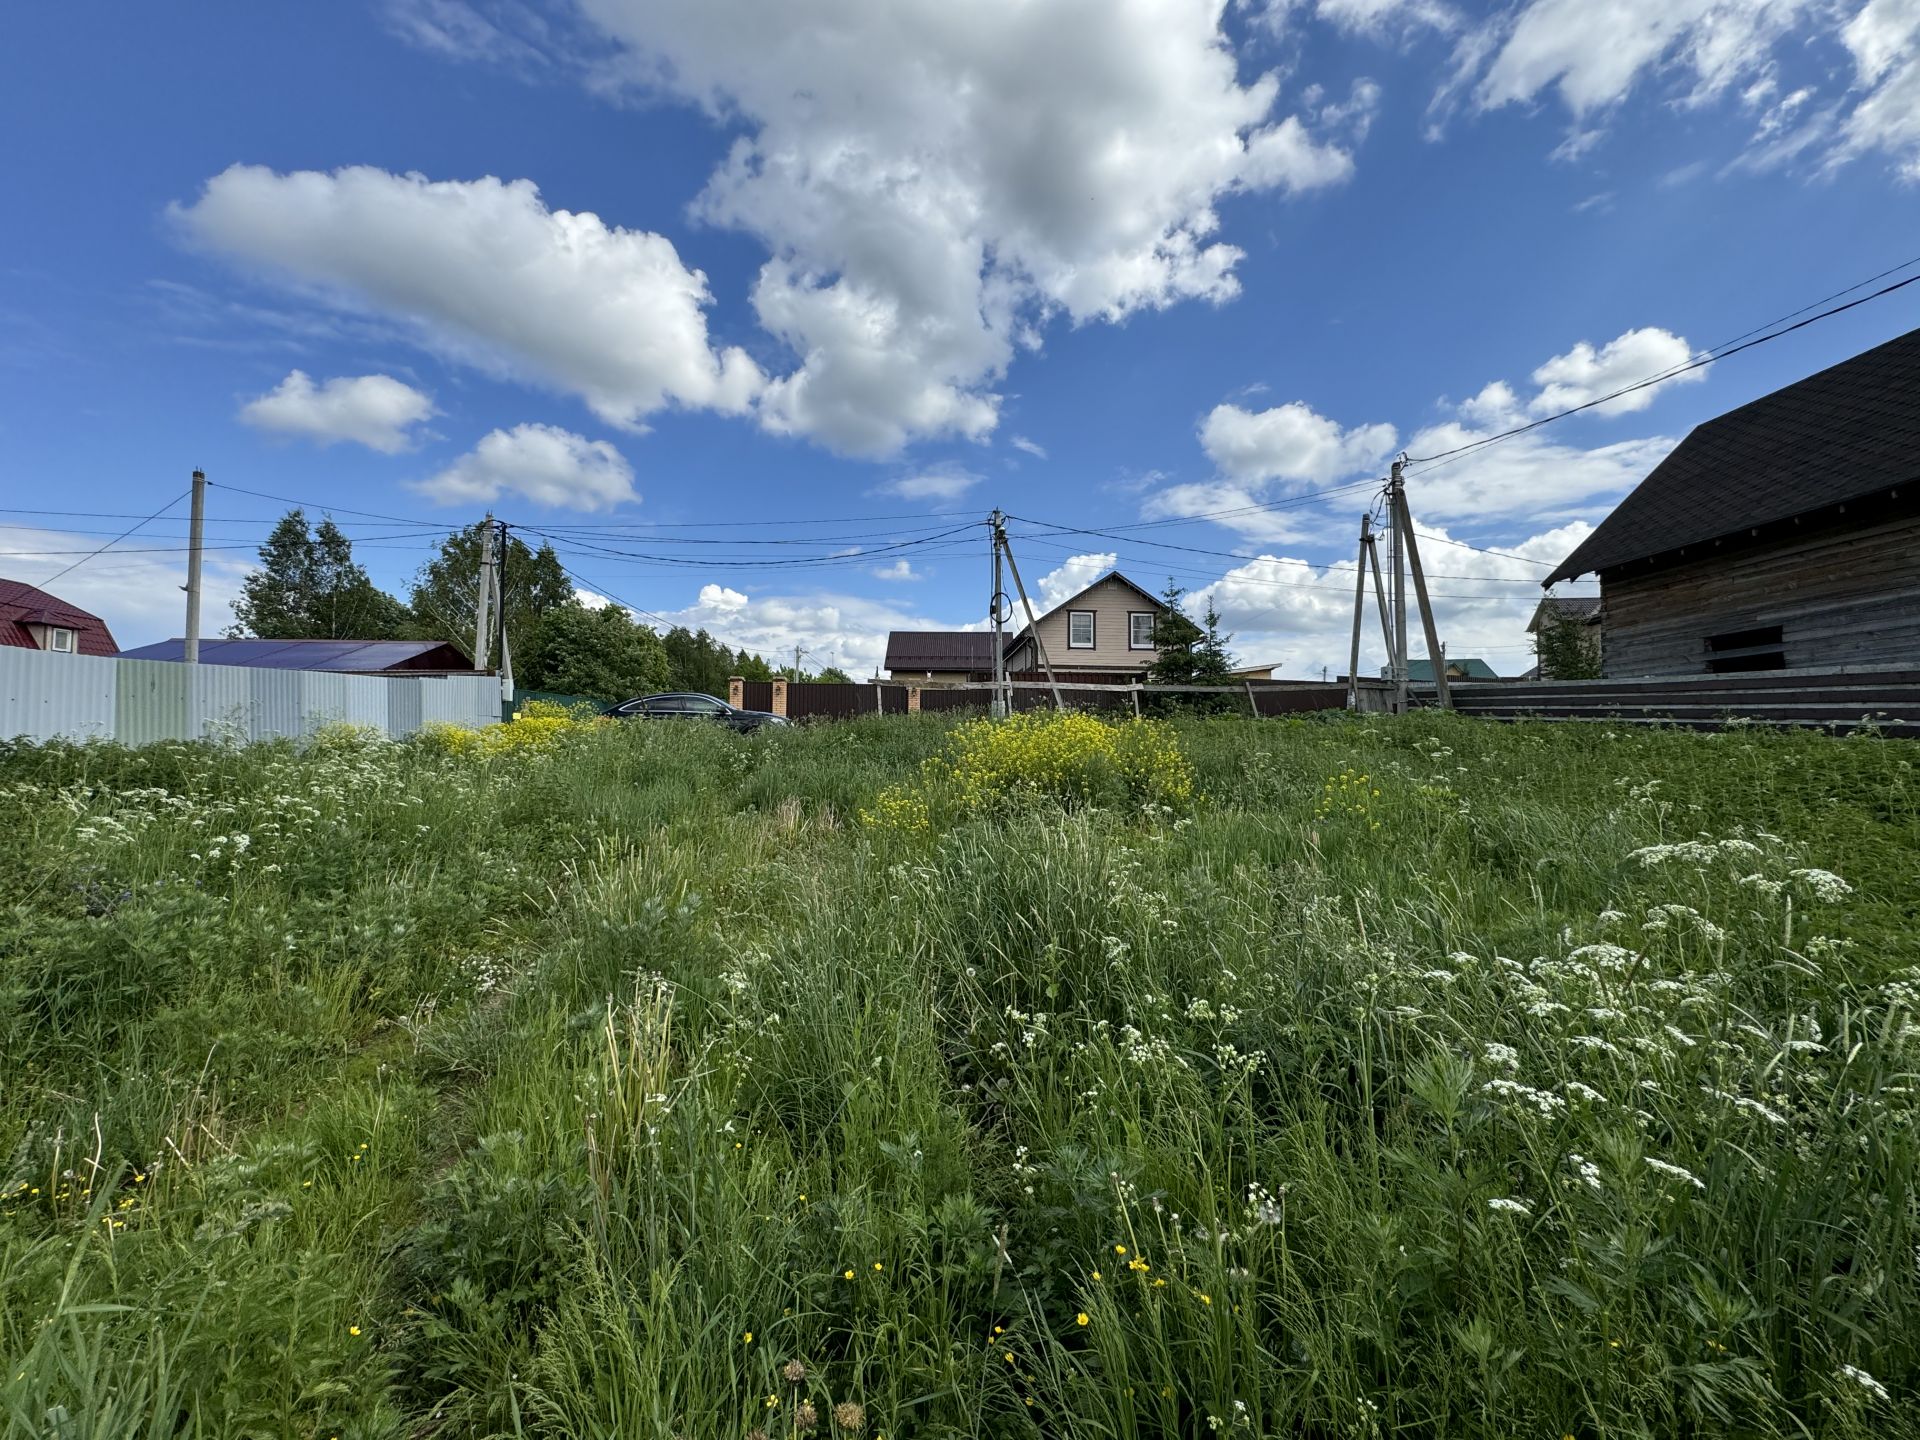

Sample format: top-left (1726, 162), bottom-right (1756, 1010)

top-left (740, 680), bottom-right (775, 713)
top-left (918, 688), bottom-right (987, 714)
top-left (784, 682), bottom-right (908, 720)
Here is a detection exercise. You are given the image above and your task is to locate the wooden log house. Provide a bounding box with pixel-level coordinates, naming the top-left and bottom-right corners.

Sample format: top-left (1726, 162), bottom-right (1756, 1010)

top-left (1545, 326), bottom-right (1920, 677)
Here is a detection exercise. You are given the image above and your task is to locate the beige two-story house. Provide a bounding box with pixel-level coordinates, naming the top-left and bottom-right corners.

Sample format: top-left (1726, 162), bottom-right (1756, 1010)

top-left (884, 570), bottom-right (1169, 683)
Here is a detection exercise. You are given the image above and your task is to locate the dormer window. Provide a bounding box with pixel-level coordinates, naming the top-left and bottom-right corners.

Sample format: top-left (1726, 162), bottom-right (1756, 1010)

top-left (47, 626), bottom-right (75, 653)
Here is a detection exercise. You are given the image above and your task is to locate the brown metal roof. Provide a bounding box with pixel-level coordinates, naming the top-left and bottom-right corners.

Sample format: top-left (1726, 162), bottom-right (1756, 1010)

top-left (0, 578), bottom-right (119, 655)
top-left (1546, 325), bottom-right (1920, 584)
top-left (883, 631), bottom-right (998, 671)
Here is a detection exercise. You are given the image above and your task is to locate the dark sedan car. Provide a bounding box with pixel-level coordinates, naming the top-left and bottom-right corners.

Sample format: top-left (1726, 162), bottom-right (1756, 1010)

top-left (602, 691), bottom-right (791, 732)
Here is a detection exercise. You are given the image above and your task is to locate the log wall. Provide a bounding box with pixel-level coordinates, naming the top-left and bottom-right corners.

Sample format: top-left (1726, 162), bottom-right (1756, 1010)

top-left (1600, 507), bottom-right (1920, 676)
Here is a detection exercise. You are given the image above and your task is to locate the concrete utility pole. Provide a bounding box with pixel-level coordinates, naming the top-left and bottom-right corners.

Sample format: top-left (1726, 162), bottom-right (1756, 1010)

top-left (989, 510), bottom-right (1009, 717)
top-left (1388, 464), bottom-right (1408, 715)
top-left (1391, 471), bottom-right (1452, 712)
top-left (494, 520), bottom-right (512, 704)
top-left (473, 514), bottom-right (494, 672)
top-left (183, 468), bottom-right (207, 664)
top-left (1347, 513), bottom-right (1370, 711)
top-left (994, 516), bottom-right (1064, 711)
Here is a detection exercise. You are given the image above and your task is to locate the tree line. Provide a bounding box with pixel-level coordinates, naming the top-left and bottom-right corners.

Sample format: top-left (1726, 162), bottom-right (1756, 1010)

top-left (228, 511), bottom-right (841, 700)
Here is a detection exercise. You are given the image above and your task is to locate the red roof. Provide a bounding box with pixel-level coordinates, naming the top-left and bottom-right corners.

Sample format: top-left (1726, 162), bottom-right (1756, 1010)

top-left (0, 578), bottom-right (119, 656)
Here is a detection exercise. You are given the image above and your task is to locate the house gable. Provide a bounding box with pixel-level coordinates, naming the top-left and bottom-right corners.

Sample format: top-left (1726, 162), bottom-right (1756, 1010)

top-left (0, 578), bottom-right (118, 656)
top-left (1005, 571), bottom-right (1169, 673)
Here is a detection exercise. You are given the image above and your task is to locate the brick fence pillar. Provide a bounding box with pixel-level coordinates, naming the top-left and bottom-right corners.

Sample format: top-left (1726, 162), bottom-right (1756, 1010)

top-left (728, 675), bottom-right (744, 709)
top-left (907, 685), bottom-right (921, 713)
top-left (771, 677), bottom-right (788, 717)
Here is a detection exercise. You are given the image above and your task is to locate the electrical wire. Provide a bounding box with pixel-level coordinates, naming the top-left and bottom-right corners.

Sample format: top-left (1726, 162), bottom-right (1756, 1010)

top-left (1406, 268), bottom-right (1920, 466)
top-left (26, 489), bottom-right (189, 587)
top-left (511, 519), bottom-right (984, 571)
top-left (1005, 514), bottom-right (1542, 582)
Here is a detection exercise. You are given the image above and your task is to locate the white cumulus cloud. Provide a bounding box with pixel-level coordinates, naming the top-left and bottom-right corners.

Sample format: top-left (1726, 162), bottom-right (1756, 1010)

top-left (1033, 551), bottom-right (1121, 611)
top-left (569, 0), bottom-right (1365, 455)
top-left (415, 423), bottom-right (638, 511)
top-left (665, 583), bottom-right (944, 675)
top-left (172, 164), bottom-right (763, 430)
top-left (1527, 326), bottom-right (1702, 416)
top-left (1190, 517), bottom-right (1598, 681)
top-left (238, 369), bottom-right (435, 453)
top-left (1836, 0), bottom-right (1920, 176)
top-left (876, 466), bottom-right (983, 503)
top-left (1200, 400), bottom-right (1398, 485)
top-left (1475, 0), bottom-right (1809, 117)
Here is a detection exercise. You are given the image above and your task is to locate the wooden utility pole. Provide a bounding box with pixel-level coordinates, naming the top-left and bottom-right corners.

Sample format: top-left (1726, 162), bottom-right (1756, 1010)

top-left (473, 514), bottom-right (494, 672)
top-left (1391, 471), bottom-right (1452, 711)
top-left (183, 469), bottom-right (207, 664)
top-left (995, 519), bottom-right (1064, 711)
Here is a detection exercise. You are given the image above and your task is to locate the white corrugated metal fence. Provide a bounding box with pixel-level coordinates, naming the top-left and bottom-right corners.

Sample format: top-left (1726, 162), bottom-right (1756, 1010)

top-left (0, 649), bottom-right (499, 745)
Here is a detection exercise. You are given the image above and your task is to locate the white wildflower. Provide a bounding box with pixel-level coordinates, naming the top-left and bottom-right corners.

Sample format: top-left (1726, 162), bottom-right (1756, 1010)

top-left (1644, 1157), bottom-right (1705, 1191)
top-left (1567, 1153), bottom-right (1603, 1192)
top-left (1482, 1043), bottom-right (1519, 1071)
top-left (1486, 1197), bottom-right (1532, 1216)
top-left (1839, 1364), bottom-right (1889, 1402)
top-left (1790, 868), bottom-right (1853, 902)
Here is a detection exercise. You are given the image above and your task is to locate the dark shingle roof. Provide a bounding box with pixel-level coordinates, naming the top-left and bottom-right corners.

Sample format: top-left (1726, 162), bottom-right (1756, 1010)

top-left (883, 631), bottom-right (998, 672)
top-left (118, 638), bottom-right (470, 672)
top-left (1545, 326), bottom-right (1920, 585)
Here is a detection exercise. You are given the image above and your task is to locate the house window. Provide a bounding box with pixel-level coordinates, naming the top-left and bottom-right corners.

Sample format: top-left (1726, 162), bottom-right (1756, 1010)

top-left (1705, 624), bottom-right (1786, 673)
top-left (47, 627), bottom-right (75, 653)
top-left (1067, 611), bottom-right (1096, 648)
top-left (1129, 612), bottom-right (1156, 650)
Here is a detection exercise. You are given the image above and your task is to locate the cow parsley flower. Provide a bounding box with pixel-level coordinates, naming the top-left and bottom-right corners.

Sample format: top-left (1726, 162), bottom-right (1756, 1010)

top-left (1486, 1197), bottom-right (1532, 1216)
top-left (1791, 868), bottom-right (1853, 902)
top-left (1839, 1364), bottom-right (1889, 1401)
top-left (1644, 1157), bottom-right (1705, 1191)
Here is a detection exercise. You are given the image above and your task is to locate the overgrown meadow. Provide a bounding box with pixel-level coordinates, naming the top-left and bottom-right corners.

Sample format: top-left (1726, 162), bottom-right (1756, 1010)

top-left (3, 709), bottom-right (1917, 1439)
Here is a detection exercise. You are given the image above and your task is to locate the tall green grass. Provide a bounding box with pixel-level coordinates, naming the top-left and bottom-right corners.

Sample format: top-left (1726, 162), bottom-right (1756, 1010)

top-left (2, 714), bottom-right (1916, 1438)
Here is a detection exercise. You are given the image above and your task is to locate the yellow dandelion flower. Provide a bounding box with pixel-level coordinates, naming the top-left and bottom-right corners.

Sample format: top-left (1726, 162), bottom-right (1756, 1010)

top-left (1076, 1312), bottom-right (1090, 1327)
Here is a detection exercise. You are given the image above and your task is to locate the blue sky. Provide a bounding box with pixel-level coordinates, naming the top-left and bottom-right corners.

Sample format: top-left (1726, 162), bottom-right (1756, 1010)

top-left (4, 0), bottom-right (1918, 676)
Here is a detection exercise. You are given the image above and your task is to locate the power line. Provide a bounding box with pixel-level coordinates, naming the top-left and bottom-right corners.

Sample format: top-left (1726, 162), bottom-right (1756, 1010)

top-left (512, 519), bottom-right (983, 571)
top-left (1010, 532), bottom-right (1547, 602)
top-left (206, 479), bottom-right (447, 528)
top-left (1406, 267), bottom-right (1920, 466)
top-left (29, 489), bottom-right (189, 588)
top-left (1005, 514), bottom-right (1541, 582)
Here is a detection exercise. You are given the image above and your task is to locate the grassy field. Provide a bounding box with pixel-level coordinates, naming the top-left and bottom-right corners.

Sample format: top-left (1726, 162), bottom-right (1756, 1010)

top-left (2, 710), bottom-right (1917, 1439)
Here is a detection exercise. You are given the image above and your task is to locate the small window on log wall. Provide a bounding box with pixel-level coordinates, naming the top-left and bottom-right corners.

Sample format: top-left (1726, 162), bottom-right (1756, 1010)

top-left (1705, 624), bottom-right (1786, 672)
